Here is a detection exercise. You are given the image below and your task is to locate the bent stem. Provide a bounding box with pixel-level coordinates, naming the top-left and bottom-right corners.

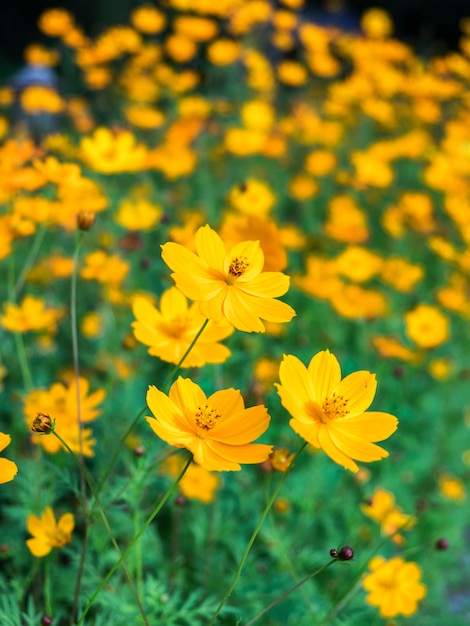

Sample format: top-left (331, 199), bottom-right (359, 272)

top-left (52, 431), bottom-right (149, 626)
top-left (244, 560), bottom-right (336, 626)
top-left (76, 453), bottom-right (193, 626)
top-left (208, 441), bottom-right (308, 625)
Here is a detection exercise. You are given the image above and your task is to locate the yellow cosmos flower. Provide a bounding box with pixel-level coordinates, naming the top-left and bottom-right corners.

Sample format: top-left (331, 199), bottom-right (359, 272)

top-left (146, 377), bottom-right (272, 471)
top-left (0, 433), bottom-right (18, 484)
top-left (26, 507), bottom-right (75, 557)
top-left (363, 556), bottom-right (426, 618)
top-left (132, 288), bottom-right (233, 367)
top-left (276, 350), bottom-right (398, 472)
top-left (161, 225), bottom-right (295, 333)
top-left (361, 488), bottom-right (416, 544)
top-left (1, 295), bottom-right (64, 334)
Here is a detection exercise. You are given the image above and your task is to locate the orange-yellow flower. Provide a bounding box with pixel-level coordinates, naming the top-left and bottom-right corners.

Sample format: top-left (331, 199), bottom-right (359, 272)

top-left (0, 433), bottom-right (18, 484)
top-left (363, 556), bottom-right (426, 618)
top-left (276, 350), bottom-right (398, 472)
top-left (26, 507), bottom-right (75, 557)
top-left (361, 488), bottom-right (416, 544)
top-left (146, 377), bottom-right (272, 471)
top-left (1, 295), bottom-right (64, 334)
top-left (131, 288), bottom-right (233, 367)
top-left (161, 225), bottom-right (295, 333)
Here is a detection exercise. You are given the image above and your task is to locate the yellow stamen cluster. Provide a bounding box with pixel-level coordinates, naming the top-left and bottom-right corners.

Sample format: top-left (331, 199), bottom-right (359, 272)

top-left (195, 405), bottom-right (221, 431)
top-left (228, 256), bottom-right (249, 278)
top-left (322, 393), bottom-right (348, 421)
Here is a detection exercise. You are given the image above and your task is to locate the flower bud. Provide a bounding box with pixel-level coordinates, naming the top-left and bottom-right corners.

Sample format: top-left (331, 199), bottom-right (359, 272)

top-left (77, 211), bottom-right (96, 231)
top-left (435, 538), bottom-right (449, 550)
top-left (31, 413), bottom-right (54, 434)
top-left (330, 545), bottom-right (354, 561)
top-left (41, 617), bottom-right (53, 626)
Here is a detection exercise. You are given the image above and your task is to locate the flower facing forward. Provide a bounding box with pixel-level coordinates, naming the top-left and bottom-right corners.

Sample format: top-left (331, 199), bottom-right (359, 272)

top-left (26, 507), bottom-right (75, 557)
top-left (0, 433), bottom-right (18, 484)
top-left (363, 556), bottom-right (426, 618)
top-left (276, 350), bottom-right (398, 472)
top-left (146, 377), bottom-right (272, 471)
top-left (161, 224), bottom-right (295, 332)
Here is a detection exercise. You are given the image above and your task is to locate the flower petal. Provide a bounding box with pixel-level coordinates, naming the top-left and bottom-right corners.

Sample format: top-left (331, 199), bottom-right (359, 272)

top-left (333, 371), bottom-right (377, 415)
top-left (195, 225), bottom-right (226, 272)
top-left (222, 287), bottom-right (266, 332)
top-left (211, 406), bottom-right (270, 444)
top-left (334, 411), bottom-right (398, 441)
top-left (0, 432), bottom-right (11, 454)
top-left (327, 424), bottom-right (390, 462)
top-left (308, 350), bottom-right (341, 400)
top-left (317, 426), bottom-right (360, 472)
top-left (237, 272), bottom-right (290, 297)
top-left (278, 354), bottom-right (317, 406)
top-left (26, 538), bottom-right (51, 557)
top-left (208, 388), bottom-right (245, 417)
top-left (289, 417), bottom-right (321, 447)
top-left (0, 458), bottom-right (18, 484)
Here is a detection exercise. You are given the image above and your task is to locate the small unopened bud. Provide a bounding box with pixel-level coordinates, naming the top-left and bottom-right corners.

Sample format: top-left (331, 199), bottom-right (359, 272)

top-left (435, 538), bottom-right (449, 550)
top-left (133, 445), bottom-right (146, 457)
top-left (77, 211), bottom-right (96, 231)
top-left (31, 413), bottom-right (54, 434)
top-left (330, 546), bottom-right (354, 561)
top-left (239, 181), bottom-right (248, 192)
top-left (41, 616), bottom-right (53, 626)
top-left (269, 448), bottom-right (295, 472)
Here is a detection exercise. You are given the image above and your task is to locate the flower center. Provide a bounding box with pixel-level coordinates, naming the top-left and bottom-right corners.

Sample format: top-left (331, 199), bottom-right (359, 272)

top-left (195, 404), bottom-right (221, 431)
top-left (321, 393), bottom-right (348, 422)
top-left (228, 255), bottom-right (249, 279)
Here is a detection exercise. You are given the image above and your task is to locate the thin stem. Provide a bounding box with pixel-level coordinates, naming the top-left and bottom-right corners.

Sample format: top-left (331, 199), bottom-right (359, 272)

top-left (52, 431), bottom-right (149, 626)
top-left (13, 331), bottom-right (33, 391)
top-left (69, 232), bottom-right (87, 626)
top-left (44, 555), bottom-right (52, 616)
top-left (244, 561), bottom-right (336, 626)
top-left (13, 224), bottom-right (47, 299)
top-left (162, 318), bottom-right (210, 391)
top-left (208, 442), bottom-right (308, 625)
top-left (76, 453), bottom-right (193, 626)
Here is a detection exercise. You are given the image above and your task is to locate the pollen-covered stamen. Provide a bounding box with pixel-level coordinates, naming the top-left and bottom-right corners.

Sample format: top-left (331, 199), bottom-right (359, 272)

top-left (195, 404), bottom-right (221, 431)
top-left (321, 393), bottom-right (349, 422)
top-left (228, 255), bottom-right (249, 279)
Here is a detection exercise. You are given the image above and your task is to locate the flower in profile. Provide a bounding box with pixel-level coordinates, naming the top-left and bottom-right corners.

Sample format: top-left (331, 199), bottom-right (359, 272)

top-left (276, 350), bottom-right (398, 472)
top-left (0, 433), bottom-right (18, 484)
top-left (361, 488), bottom-right (416, 544)
top-left (132, 288), bottom-right (233, 367)
top-left (362, 556), bottom-right (426, 618)
top-left (26, 507), bottom-right (74, 557)
top-left (161, 225), bottom-right (295, 333)
top-left (146, 377), bottom-right (272, 471)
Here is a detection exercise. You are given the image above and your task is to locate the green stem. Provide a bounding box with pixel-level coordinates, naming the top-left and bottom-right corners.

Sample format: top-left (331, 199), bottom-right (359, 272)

top-left (244, 561), bottom-right (336, 626)
top-left (44, 554), bottom-right (52, 616)
top-left (162, 318), bottom-right (210, 391)
top-left (13, 331), bottom-right (33, 391)
top-left (13, 224), bottom-right (47, 299)
top-left (208, 441), bottom-right (308, 625)
top-left (76, 453), bottom-right (193, 626)
top-left (52, 431), bottom-right (149, 626)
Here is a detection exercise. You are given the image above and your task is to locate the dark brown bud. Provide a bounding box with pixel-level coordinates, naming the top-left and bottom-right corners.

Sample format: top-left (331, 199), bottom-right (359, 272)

top-left (77, 211), bottom-right (96, 231)
top-left (133, 445), bottom-right (146, 457)
top-left (435, 538), bottom-right (449, 550)
top-left (41, 617), bottom-right (53, 626)
top-left (330, 546), bottom-right (354, 561)
top-left (31, 413), bottom-right (54, 434)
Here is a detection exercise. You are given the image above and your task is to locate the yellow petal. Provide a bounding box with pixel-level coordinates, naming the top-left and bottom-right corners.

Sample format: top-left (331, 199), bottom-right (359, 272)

top-left (58, 512), bottom-right (75, 534)
top-left (278, 354), bottom-right (316, 406)
top-left (208, 388), bottom-right (245, 416)
top-left (318, 426), bottom-right (359, 472)
top-left (169, 377), bottom-right (206, 417)
top-left (334, 411), bottom-right (398, 441)
top-left (205, 439), bottom-right (271, 467)
top-left (161, 242), bottom-right (214, 283)
top-left (195, 225), bottom-right (226, 272)
top-left (191, 438), bottom-right (242, 471)
top-left (333, 371), bottom-right (377, 415)
top-left (146, 416), bottom-right (195, 447)
top-left (237, 272), bottom-right (290, 297)
top-left (289, 417), bottom-right (321, 447)
top-left (308, 350), bottom-right (341, 400)
top-left (147, 385), bottom-right (193, 433)
top-left (26, 538), bottom-right (51, 557)
top-left (0, 432), bottom-right (11, 454)
top-left (222, 287), bottom-right (266, 332)
top-left (212, 405), bottom-right (270, 444)
top-left (0, 458), bottom-right (18, 484)
top-left (160, 286), bottom-right (188, 315)
top-left (241, 292), bottom-right (296, 324)
top-left (327, 425), bottom-right (390, 462)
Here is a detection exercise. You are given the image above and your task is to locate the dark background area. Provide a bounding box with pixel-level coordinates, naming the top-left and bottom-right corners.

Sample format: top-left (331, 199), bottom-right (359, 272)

top-left (0, 0), bottom-right (469, 76)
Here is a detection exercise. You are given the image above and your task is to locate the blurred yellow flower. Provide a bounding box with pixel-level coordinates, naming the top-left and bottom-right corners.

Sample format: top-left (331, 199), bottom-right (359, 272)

top-left (207, 39), bottom-right (240, 65)
top-left (227, 179), bottom-right (275, 216)
top-left (146, 377), bottom-right (272, 471)
top-left (361, 488), bottom-right (416, 544)
top-left (38, 8), bottom-right (75, 37)
top-left (276, 350), bottom-right (398, 472)
top-left (132, 287), bottom-right (233, 367)
top-left (1, 295), bottom-right (64, 334)
top-left (130, 5), bottom-right (166, 34)
top-left (81, 127), bottom-right (148, 174)
top-left (20, 86), bottom-right (64, 114)
top-left (404, 304), bottom-right (449, 348)
top-left (162, 456), bottom-right (220, 503)
top-left (438, 473), bottom-right (466, 501)
top-left (161, 224), bottom-right (295, 332)
top-left (26, 507), bottom-right (75, 557)
top-left (363, 556), bottom-right (426, 618)
top-left (115, 198), bottom-right (162, 231)
top-left (0, 433), bottom-right (18, 484)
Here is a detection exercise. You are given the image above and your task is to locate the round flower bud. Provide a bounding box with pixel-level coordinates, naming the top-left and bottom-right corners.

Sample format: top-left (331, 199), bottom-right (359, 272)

top-left (435, 538), bottom-right (449, 550)
top-left (77, 211), bottom-right (96, 231)
top-left (330, 546), bottom-right (354, 561)
top-left (41, 617), bottom-right (53, 626)
top-left (31, 413), bottom-right (54, 434)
